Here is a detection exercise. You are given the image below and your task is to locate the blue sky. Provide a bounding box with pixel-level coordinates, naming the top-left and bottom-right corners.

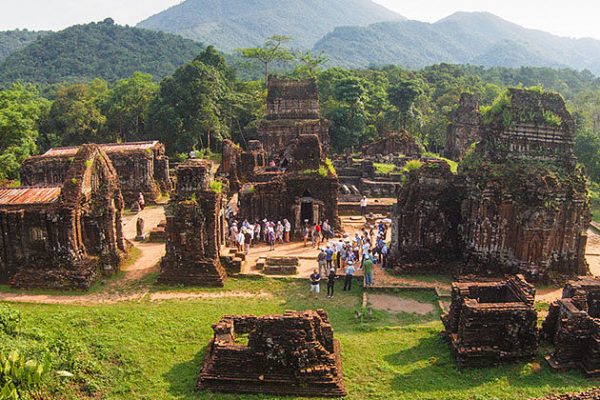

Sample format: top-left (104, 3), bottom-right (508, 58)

top-left (1, 0), bottom-right (600, 41)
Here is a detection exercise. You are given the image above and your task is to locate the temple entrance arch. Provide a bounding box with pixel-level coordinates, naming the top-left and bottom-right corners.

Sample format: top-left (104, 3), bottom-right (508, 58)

top-left (292, 194), bottom-right (324, 235)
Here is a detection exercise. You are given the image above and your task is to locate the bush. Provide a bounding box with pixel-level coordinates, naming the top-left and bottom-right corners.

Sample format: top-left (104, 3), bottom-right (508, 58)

top-left (0, 350), bottom-right (49, 400)
top-left (403, 159), bottom-right (423, 173)
top-left (209, 181), bottom-right (223, 194)
top-left (0, 305), bottom-right (21, 336)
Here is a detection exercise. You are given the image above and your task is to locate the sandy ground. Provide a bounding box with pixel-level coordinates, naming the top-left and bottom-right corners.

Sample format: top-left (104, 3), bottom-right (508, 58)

top-left (368, 293), bottom-right (435, 315)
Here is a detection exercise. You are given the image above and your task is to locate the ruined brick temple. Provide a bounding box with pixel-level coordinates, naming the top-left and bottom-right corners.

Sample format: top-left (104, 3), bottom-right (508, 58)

top-left (0, 144), bottom-right (127, 289)
top-left (222, 78), bottom-right (339, 234)
top-left (21, 141), bottom-right (171, 205)
top-left (391, 88), bottom-right (590, 281)
top-left (258, 77), bottom-right (331, 160)
top-left (444, 93), bottom-right (481, 161)
top-left (441, 275), bottom-right (538, 367)
top-left (390, 160), bottom-right (462, 273)
top-left (363, 130), bottom-right (423, 158)
top-left (158, 159), bottom-right (227, 286)
top-left (197, 310), bottom-right (346, 397)
top-left (542, 277), bottom-right (600, 375)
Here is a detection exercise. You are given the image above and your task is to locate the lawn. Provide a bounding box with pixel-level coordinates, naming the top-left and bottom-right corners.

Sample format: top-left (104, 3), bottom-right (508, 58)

top-left (0, 277), bottom-right (596, 400)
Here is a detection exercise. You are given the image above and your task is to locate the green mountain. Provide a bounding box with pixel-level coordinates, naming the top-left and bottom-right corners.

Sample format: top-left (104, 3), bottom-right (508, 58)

top-left (313, 12), bottom-right (600, 74)
top-left (0, 19), bottom-right (204, 84)
top-left (137, 0), bottom-right (405, 51)
top-left (0, 30), bottom-right (50, 62)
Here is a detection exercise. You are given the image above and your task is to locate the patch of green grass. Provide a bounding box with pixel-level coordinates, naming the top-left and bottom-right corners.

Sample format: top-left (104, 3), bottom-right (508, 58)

top-left (0, 277), bottom-right (596, 399)
top-left (422, 152), bottom-right (459, 174)
top-left (374, 163), bottom-right (397, 175)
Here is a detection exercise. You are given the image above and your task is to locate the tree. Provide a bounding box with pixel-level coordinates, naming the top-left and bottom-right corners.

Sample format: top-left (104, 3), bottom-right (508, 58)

top-left (42, 79), bottom-right (110, 147)
top-left (292, 50), bottom-right (328, 78)
top-left (387, 77), bottom-right (424, 130)
top-left (146, 59), bottom-right (229, 155)
top-left (237, 35), bottom-right (294, 83)
top-left (0, 84), bottom-right (49, 179)
top-left (575, 129), bottom-right (600, 182)
top-left (104, 72), bottom-right (158, 142)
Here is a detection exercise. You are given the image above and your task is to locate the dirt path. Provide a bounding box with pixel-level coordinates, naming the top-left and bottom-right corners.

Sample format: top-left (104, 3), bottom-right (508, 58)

top-left (368, 293), bottom-right (435, 315)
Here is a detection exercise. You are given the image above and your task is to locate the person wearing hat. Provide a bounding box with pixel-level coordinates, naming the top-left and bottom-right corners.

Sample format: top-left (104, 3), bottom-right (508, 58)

top-left (303, 220), bottom-right (311, 247)
top-left (343, 260), bottom-right (356, 291)
top-left (317, 248), bottom-right (327, 276)
top-left (360, 195), bottom-right (368, 216)
top-left (327, 268), bottom-right (337, 298)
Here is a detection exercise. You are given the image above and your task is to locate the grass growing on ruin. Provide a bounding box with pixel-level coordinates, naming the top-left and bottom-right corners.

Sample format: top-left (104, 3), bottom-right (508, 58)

top-left (1, 277), bottom-right (597, 400)
top-left (374, 163), bottom-right (397, 175)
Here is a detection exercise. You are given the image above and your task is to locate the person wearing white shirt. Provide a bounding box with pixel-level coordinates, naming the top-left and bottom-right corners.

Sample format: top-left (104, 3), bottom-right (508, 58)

top-left (360, 196), bottom-right (368, 216)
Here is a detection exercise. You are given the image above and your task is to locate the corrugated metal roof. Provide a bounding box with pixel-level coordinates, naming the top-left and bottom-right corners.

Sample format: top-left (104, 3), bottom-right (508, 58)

top-left (44, 141), bottom-right (160, 157)
top-left (0, 186), bottom-right (62, 205)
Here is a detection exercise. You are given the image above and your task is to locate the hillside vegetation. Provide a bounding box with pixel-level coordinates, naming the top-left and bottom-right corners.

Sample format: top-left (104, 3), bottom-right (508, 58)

top-left (0, 19), bottom-right (204, 84)
top-left (137, 0), bottom-right (404, 51)
top-left (0, 29), bottom-right (49, 62)
top-left (314, 12), bottom-right (600, 74)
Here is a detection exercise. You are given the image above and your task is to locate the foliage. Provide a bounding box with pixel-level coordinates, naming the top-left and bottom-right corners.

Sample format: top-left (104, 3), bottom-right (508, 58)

top-left (0, 83), bottom-right (49, 179)
top-left (1, 277), bottom-right (596, 399)
top-left (0, 30), bottom-right (50, 62)
top-left (374, 163), bottom-right (397, 175)
top-left (402, 159), bottom-right (423, 173)
top-left (575, 130), bottom-right (600, 183)
top-left (422, 152), bottom-right (458, 173)
top-left (0, 19), bottom-right (204, 84)
top-left (103, 72), bottom-right (158, 142)
top-left (237, 35), bottom-right (294, 83)
top-left (324, 158), bottom-right (336, 176)
top-left (208, 180), bottom-right (223, 194)
top-left (0, 351), bottom-right (49, 400)
top-left (0, 305), bottom-right (21, 336)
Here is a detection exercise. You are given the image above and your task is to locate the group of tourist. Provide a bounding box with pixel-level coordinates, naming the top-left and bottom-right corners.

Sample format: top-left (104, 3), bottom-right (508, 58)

top-left (228, 218), bottom-right (292, 254)
top-left (310, 220), bottom-right (389, 298)
top-left (303, 219), bottom-right (335, 247)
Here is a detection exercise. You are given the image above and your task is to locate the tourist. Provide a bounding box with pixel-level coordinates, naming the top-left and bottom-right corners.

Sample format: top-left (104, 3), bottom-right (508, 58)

top-left (283, 219), bottom-right (291, 242)
top-left (253, 220), bottom-right (261, 245)
top-left (336, 239), bottom-right (344, 270)
top-left (236, 229), bottom-right (245, 253)
top-left (267, 225), bottom-right (276, 251)
top-left (363, 255), bottom-right (374, 286)
top-left (243, 229), bottom-right (252, 255)
top-left (276, 221), bottom-right (284, 244)
top-left (229, 222), bottom-right (239, 248)
top-left (303, 220), bottom-right (311, 247)
top-left (360, 195), bottom-right (368, 216)
top-left (381, 242), bottom-right (389, 269)
top-left (317, 248), bottom-right (327, 276)
top-left (343, 261), bottom-right (355, 291)
top-left (310, 269), bottom-right (321, 298)
top-left (322, 220), bottom-right (333, 239)
top-left (138, 192), bottom-right (145, 211)
top-left (327, 268), bottom-right (336, 298)
top-left (311, 224), bottom-right (319, 248)
top-left (314, 222), bottom-right (322, 245)
top-left (325, 245), bottom-right (334, 269)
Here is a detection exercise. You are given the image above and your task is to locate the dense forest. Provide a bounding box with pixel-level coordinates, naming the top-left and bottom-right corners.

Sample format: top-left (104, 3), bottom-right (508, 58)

top-left (0, 29), bottom-right (49, 62)
top-left (2, 40), bottom-right (600, 189)
top-left (0, 19), bottom-right (204, 84)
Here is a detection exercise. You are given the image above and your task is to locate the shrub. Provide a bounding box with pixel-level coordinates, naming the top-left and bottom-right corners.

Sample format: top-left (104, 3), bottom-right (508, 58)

top-left (374, 163), bottom-right (396, 175)
top-left (0, 350), bottom-right (49, 400)
top-left (0, 305), bottom-right (21, 336)
top-left (403, 159), bottom-right (423, 173)
top-left (209, 181), bottom-right (223, 194)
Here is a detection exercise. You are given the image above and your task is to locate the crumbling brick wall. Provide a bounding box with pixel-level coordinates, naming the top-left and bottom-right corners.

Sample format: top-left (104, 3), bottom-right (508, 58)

top-left (197, 310), bottom-right (346, 397)
top-left (441, 275), bottom-right (538, 367)
top-left (541, 277), bottom-right (600, 375)
top-left (444, 93), bottom-right (481, 161)
top-left (159, 159), bottom-right (227, 286)
top-left (390, 160), bottom-right (462, 273)
top-left (0, 144), bottom-right (127, 289)
top-left (259, 77), bottom-right (331, 160)
top-left (363, 130), bottom-right (423, 158)
top-left (20, 141), bottom-right (171, 205)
